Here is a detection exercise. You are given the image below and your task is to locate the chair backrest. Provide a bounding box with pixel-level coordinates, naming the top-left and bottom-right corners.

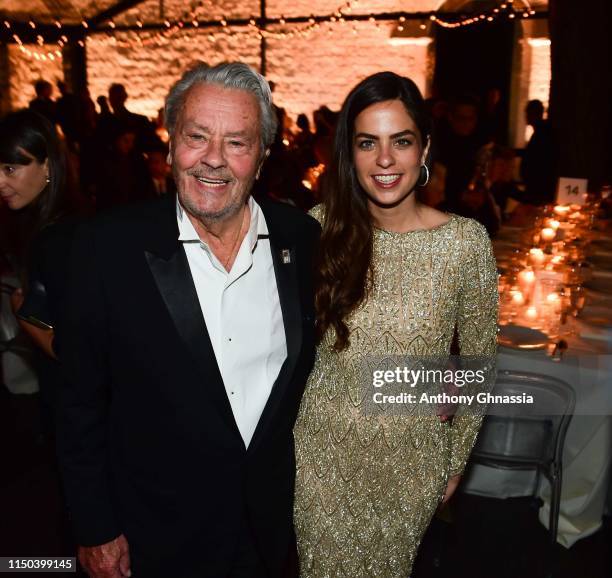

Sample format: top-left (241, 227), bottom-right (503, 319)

top-left (472, 370), bottom-right (575, 466)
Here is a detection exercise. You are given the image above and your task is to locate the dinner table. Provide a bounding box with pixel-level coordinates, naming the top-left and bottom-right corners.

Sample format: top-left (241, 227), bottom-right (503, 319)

top-left (461, 198), bottom-right (612, 547)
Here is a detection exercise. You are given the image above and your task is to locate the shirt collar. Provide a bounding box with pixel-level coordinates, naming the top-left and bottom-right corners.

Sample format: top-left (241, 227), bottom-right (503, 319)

top-left (176, 195), bottom-right (268, 253)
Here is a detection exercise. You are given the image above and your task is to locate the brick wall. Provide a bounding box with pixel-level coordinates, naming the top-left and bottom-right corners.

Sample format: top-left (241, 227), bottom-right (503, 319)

top-left (86, 29), bottom-right (261, 120)
top-left (86, 0), bottom-right (441, 121)
top-left (527, 39), bottom-right (551, 110)
top-left (5, 0), bottom-right (550, 137)
top-left (8, 45), bottom-right (64, 111)
top-left (509, 20), bottom-right (551, 148)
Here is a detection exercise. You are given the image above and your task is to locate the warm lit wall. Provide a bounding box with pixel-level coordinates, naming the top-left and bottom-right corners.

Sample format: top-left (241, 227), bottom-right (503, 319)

top-left (266, 24), bottom-right (433, 123)
top-left (8, 45), bottom-right (64, 111)
top-left (509, 19), bottom-right (551, 148)
top-left (5, 0), bottom-right (551, 132)
top-left (527, 38), bottom-right (551, 109)
top-left (86, 30), bottom-right (261, 120)
top-left (85, 0), bottom-right (442, 121)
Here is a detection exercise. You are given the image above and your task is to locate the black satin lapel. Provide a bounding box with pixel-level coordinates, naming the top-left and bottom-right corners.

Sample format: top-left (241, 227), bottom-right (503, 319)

top-left (144, 247), bottom-right (241, 440)
top-left (249, 239), bottom-right (302, 450)
top-left (272, 241), bottom-right (302, 363)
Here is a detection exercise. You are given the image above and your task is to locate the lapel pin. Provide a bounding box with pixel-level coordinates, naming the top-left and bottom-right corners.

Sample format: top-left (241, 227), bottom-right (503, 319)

top-left (281, 249), bottom-right (291, 264)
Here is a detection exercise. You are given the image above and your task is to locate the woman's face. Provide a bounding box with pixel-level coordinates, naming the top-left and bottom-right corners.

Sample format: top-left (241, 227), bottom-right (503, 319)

top-left (353, 99), bottom-right (428, 211)
top-left (0, 149), bottom-right (48, 210)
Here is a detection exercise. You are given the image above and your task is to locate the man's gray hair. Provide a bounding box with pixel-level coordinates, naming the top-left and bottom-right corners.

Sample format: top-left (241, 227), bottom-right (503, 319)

top-left (165, 61), bottom-right (277, 151)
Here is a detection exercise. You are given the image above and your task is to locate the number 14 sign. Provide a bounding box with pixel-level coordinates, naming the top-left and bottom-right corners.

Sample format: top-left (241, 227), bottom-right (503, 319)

top-left (556, 177), bottom-right (588, 205)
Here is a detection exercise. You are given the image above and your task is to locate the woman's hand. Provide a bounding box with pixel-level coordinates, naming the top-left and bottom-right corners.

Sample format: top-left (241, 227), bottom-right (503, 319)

top-left (11, 289), bottom-right (57, 359)
top-left (441, 473), bottom-right (462, 505)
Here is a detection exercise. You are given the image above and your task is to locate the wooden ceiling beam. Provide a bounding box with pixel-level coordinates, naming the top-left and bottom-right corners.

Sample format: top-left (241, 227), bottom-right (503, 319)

top-left (90, 0), bottom-right (149, 26)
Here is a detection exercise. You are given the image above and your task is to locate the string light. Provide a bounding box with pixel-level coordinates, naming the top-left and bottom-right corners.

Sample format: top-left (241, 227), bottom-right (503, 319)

top-left (16, 41), bottom-right (63, 62)
top-left (2, 0), bottom-right (543, 62)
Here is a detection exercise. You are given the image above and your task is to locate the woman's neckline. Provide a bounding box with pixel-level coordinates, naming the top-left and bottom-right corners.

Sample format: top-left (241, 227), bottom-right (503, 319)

top-left (374, 213), bottom-right (455, 235)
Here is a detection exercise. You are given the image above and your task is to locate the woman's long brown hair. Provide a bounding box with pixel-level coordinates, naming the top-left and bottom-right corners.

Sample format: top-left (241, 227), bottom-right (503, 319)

top-left (314, 72), bottom-right (431, 350)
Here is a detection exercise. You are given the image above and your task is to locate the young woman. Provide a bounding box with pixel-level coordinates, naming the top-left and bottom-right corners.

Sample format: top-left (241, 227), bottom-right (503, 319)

top-left (293, 72), bottom-right (498, 576)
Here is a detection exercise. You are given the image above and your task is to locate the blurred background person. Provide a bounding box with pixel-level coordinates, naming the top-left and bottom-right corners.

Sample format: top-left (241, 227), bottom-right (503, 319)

top-left (520, 99), bottom-right (556, 205)
top-left (93, 126), bottom-right (154, 211)
top-left (144, 144), bottom-right (175, 197)
top-left (55, 81), bottom-right (80, 150)
top-left (433, 94), bottom-right (485, 210)
top-left (105, 83), bottom-right (158, 153)
top-left (28, 80), bottom-right (56, 125)
top-left (0, 109), bottom-right (83, 441)
top-left (478, 87), bottom-right (506, 145)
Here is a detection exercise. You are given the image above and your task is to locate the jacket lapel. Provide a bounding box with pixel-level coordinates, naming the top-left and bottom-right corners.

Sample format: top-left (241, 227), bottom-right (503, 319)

top-left (248, 201), bottom-right (304, 451)
top-left (143, 198), bottom-right (242, 444)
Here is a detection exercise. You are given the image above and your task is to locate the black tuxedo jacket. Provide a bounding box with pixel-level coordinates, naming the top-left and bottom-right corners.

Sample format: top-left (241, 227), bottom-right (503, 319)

top-left (56, 195), bottom-right (320, 577)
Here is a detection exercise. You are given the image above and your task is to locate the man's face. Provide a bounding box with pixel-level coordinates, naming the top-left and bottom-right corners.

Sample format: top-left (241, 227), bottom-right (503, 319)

top-left (449, 104), bottom-right (478, 137)
top-left (42, 83), bottom-right (53, 99)
top-left (109, 86), bottom-right (127, 111)
top-left (170, 84), bottom-right (263, 222)
top-left (146, 151), bottom-right (169, 179)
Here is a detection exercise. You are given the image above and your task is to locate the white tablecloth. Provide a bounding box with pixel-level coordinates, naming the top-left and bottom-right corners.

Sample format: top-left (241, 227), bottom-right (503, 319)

top-left (463, 230), bottom-right (612, 547)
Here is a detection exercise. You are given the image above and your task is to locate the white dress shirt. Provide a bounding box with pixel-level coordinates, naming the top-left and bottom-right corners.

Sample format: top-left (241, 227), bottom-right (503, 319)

top-left (177, 197), bottom-right (287, 447)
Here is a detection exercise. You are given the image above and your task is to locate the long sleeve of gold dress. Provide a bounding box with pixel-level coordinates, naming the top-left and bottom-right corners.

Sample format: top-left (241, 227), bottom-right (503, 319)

top-left (293, 206), bottom-right (498, 577)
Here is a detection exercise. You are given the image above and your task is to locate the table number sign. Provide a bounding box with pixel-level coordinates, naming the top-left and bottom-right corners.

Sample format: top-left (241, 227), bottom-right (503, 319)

top-left (557, 177), bottom-right (588, 205)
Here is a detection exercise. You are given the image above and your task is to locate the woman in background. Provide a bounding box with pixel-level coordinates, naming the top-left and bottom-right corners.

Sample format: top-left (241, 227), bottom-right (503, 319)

top-left (0, 109), bottom-right (81, 432)
top-left (293, 72), bottom-right (498, 577)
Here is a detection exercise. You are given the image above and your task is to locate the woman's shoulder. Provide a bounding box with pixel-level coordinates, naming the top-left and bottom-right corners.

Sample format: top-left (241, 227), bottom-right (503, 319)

top-left (308, 203), bottom-right (326, 225)
top-left (447, 213), bottom-right (490, 244)
top-left (37, 218), bottom-right (80, 247)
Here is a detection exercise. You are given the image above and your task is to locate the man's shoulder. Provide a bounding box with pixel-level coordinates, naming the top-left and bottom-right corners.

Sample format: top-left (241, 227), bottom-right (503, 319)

top-left (86, 196), bottom-right (175, 243)
top-left (257, 198), bottom-right (321, 239)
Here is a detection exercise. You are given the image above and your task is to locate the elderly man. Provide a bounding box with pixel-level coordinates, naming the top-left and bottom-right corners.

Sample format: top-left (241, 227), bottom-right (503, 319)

top-left (57, 62), bottom-right (319, 578)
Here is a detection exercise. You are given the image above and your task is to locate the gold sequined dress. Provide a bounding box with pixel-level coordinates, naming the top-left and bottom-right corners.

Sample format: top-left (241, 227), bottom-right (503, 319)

top-left (294, 206), bottom-right (498, 577)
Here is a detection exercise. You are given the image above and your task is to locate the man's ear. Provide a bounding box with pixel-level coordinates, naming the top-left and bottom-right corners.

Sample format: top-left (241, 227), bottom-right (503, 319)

top-left (256, 149), bottom-right (270, 180)
top-left (167, 143), bottom-right (173, 166)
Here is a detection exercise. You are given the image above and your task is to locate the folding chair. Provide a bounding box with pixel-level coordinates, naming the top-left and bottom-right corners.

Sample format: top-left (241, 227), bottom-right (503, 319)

top-left (470, 370), bottom-right (575, 547)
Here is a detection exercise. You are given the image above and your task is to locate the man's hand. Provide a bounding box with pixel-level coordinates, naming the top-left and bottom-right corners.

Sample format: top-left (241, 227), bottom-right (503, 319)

top-left (441, 474), bottom-right (462, 505)
top-left (78, 534), bottom-right (131, 578)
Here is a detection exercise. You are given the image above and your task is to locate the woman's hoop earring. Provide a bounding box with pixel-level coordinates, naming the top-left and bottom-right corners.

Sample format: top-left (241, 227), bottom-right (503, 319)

top-left (418, 164), bottom-right (430, 187)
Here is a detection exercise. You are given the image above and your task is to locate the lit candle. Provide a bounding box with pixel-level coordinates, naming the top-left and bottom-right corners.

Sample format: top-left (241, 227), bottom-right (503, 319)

top-left (554, 205), bottom-right (570, 215)
top-left (511, 291), bottom-right (525, 305)
top-left (526, 306), bottom-right (538, 319)
top-left (551, 255), bottom-right (564, 265)
top-left (541, 227), bottom-right (556, 241)
top-left (546, 219), bottom-right (560, 230)
top-left (517, 269), bottom-right (536, 296)
top-left (546, 292), bottom-right (562, 313)
top-left (529, 248), bottom-right (546, 266)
